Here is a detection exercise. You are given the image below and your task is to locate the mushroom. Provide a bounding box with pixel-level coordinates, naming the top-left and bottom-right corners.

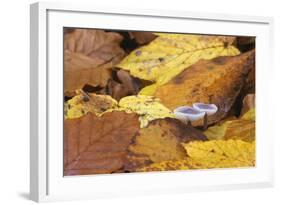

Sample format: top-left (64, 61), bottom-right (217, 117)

top-left (193, 103), bottom-right (218, 130)
top-left (173, 106), bottom-right (205, 126)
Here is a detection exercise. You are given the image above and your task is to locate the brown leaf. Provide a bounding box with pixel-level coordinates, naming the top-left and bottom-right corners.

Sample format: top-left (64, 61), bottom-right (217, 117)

top-left (117, 70), bottom-right (140, 94)
top-left (107, 79), bottom-right (129, 101)
top-left (128, 32), bottom-right (156, 45)
top-left (64, 50), bottom-right (112, 92)
top-left (64, 29), bottom-right (125, 64)
top-left (240, 94), bottom-right (255, 116)
top-left (64, 111), bottom-right (140, 175)
top-left (123, 152), bottom-right (152, 172)
top-left (155, 50), bottom-right (255, 126)
top-left (236, 37), bottom-right (256, 52)
top-left (64, 29), bottom-right (125, 93)
top-left (106, 70), bottom-right (141, 101)
top-left (126, 118), bottom-right (207, 171)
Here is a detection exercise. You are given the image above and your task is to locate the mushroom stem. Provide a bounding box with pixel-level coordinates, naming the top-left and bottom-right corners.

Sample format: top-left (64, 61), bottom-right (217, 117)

top-left (203, 113), bottom-right (208, 130)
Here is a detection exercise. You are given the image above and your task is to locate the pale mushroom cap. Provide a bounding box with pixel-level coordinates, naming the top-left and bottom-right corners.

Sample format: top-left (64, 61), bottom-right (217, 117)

top-left (193, 103), bottom-right (218, 115)
top-left (173, 106), bottom-right (205, 122)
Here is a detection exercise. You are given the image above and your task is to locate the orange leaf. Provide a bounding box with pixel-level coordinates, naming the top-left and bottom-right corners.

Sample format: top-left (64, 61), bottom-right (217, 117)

top-left (155, 50), bottom-right (255, 126)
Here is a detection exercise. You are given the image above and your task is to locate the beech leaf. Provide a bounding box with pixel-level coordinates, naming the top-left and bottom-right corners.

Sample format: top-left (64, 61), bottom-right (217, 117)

top-left (64, 90), bottom-right (118, 119)
top-left (64, 29), bottom-right (125, 64)
top-left (139, 140), bottom-right (255, 171)
top-left (204, 108), bottom-right (255, 142)
top-left (154, 50), bottom-right (255, 126)
top-left (64, 29), bottom-right (125, 93)
top-left (117, 95), bottom-right (175, 128)
top-left (64, 111), bottom-right (140, 175)
top-left (128, 118), bottom-right (207, 165)
top-left (117, 33), bottom-right (240, 95)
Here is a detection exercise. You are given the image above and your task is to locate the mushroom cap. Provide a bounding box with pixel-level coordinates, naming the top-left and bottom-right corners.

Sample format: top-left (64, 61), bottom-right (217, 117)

top-left (193, 103), bottom-right (218, 115)
top-left (173, 106), bottom-right (205, 122)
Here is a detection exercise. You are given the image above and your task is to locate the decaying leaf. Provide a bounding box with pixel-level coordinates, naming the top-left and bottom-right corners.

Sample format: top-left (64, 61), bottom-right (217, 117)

top-left (183, 139), bottom-right (255, 168)
top-left (116, 70), bottom-right (141, 94)
top-left (154, 50), bottom-right (255, 126)
top-left (138, 158), bottom-right (201, 172)
top-left (64, 111), bottom-right (140, 175)
top-left (240, 94), bottom-right (255, 116)
top-left (241, 108), bottom-right (255, 121)
top-left (64, 29), bottom-right (125, 93)
top-left (128, 118), bottom-right (207, 166)
top-left (204, 108), bottom-right (255, 142)
top-left (123, 152), bottom-right (152, 172)
top-left (64, 51), bottom-right (113, 93)
top-left (64, 29), bottom-right (125, 64)
top-left (118, 95), bottom-right (175, 127)
top-left (64, 90), bottom-right (118, 119)
top-left (65, 93), bottom-right (175, 128)
top-left (106, 70), bottom-right (141, 101)
top-left (117, 33), bottom-right (240, 95)
top-left (139, 139), bottom-right (255, 171)
top-left (63, 29), bottom-right (256, 175)
top-left (128, 31), bottom-right (157, 45)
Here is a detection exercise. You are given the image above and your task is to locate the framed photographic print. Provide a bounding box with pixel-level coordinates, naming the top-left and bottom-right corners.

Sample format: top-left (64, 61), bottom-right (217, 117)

top-left (30, 2), bottom-right (274, 202)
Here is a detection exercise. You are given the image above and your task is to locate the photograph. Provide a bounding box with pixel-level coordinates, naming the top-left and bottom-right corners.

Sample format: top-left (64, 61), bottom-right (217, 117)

top-left (63, 28), bottom-right (256, 176)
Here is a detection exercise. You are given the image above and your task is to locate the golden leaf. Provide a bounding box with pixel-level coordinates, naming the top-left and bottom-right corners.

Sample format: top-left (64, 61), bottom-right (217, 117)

top-left (183, 139), bottom-right (255, 168)
top-left (117, 33), bottom-right (240, 95)
top-left (241, 108), bottom-right (255, 121)
top-left (64, 90), bottom-right (118, 119)
top-left (154, 50), bottom-right (255, 126)
top-left (139, 139), bottom-right (255, 172)
top-left (118, 95), bottom-right (175, 128)
top-left (204, 108), bottom-right (255, 142)
top-left (138, 159), bottom-right (200, 172)
top-left (129, 118), bottom-right (207, 164)
top-left (65, 93), bottom-right (175, 128)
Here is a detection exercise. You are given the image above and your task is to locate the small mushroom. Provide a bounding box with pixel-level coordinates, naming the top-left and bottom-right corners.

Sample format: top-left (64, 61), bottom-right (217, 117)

top-left (193, 103), bottom-right (218, 130)
top-left (173, 106), bottom-right (205, 126)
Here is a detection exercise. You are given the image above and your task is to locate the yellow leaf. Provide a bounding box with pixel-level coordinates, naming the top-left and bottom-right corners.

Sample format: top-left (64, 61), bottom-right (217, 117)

top-left (118, 95), bottom-right (175, 128)
top-left (204, 122), bottom-right (229, 140)
top-left (204, 108), bottom-right (255, 142)
top-left (117, 33), bottom-right (240, 95)
top-left (241, 108), bottom-right (255, 120)
top-left (64, 90), bottom-right (118, 119)
top-left (65, 93), bottom-right (175, 127)
top-left (183, 140), bottom-right (255, 168)
top-left (139, 139), bottom-right (255, 171)
top-left (138, 158), bottom-right (200, 172)
top-left (129, 118), bottom-right (207, 164)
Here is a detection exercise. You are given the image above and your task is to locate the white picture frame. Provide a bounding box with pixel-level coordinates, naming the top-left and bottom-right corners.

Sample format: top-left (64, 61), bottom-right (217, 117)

top-left (30, 1), bottom-right (274, 202)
